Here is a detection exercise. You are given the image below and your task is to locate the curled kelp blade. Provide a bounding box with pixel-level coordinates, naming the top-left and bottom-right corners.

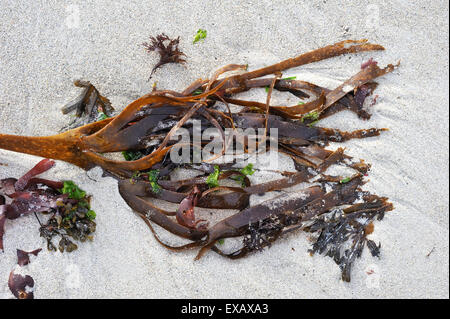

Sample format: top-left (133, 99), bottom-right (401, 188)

top-left (142, 33), bottom-right (187, 79)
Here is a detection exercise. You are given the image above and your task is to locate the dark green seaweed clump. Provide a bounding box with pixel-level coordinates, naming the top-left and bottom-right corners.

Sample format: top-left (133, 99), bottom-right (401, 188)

top-left (142, 33), bottom-right (186, 79)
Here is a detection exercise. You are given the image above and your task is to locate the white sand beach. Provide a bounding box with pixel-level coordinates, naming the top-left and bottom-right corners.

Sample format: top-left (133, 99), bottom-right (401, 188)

top-left (0, 0), bottom-right (448, 298)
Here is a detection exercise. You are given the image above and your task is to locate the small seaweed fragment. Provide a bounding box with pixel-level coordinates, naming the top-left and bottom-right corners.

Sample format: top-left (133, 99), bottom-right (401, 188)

top-left (60, 180), bottom-right (86, 200)
top-left (86, 209), bottom-right (96, 220)
top-left (60, 80), bottom-right (114, 131)
top-left (143, 33), bottom-right (186, 79)
top-left (58, 236), bottom-right (78, 253)
top-left (8, 247), bottom-right (42, 299)
top-left (340, 177), bottom-right (351, 184)
top-left (231, 163), bottom-right (255, 186)
top-left (176, 185), bottom-right (207, 230)
top-left (299, 111), bottom-right (320, 127)
top-left (8, 270), bottom-right (35, 299)
top-left (0, 211), bottom-right (6, 251)
top-left (426, 246), bottom-right (435, 258)
top-left (122, 150), bottom-right (144, 161)
top-left (193, 29), bottom-right (207, 44)
top-left (147, 169), bottom-right (161, 194)
top-left (98, 112), bottom-right (109, 121)
top-left (40, 182), bottom-right (97, 252)
top-left (240, 163), bottom-right (255, 176)
top-left (17, 248), bottom-right (42, 266)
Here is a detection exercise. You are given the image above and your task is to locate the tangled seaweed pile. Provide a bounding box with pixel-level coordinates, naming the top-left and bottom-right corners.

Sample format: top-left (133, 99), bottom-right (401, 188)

top-left (0, 39), bottom-right (397, 282)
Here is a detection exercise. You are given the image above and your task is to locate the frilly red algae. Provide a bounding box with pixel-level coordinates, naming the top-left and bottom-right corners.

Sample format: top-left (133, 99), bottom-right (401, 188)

top-left (176, 185), bottom-right (208, 230)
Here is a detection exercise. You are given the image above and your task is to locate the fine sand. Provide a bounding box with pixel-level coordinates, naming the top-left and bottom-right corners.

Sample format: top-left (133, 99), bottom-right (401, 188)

top-left (0, 0), bottom-right (448, 298)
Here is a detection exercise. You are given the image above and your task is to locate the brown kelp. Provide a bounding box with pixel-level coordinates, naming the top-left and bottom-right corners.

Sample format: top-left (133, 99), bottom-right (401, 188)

top-left (0, 39), bottom-right (397, 281)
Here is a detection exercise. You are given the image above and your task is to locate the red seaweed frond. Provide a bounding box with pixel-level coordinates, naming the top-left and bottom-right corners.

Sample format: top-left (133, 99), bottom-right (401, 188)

top-left (142, 33), bottom-right (187, 79)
